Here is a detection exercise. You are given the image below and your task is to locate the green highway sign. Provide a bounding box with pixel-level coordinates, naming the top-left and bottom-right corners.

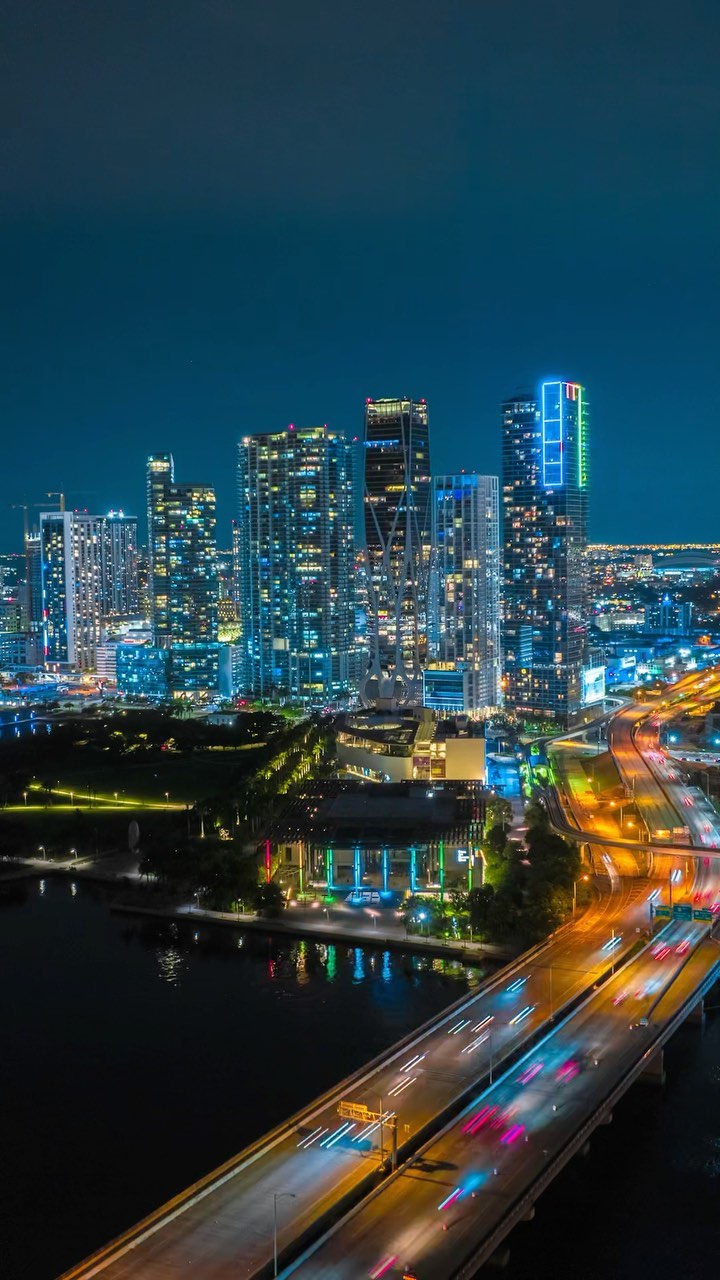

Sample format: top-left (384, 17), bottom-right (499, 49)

top-left (653, 906), bottom-right (672, 919)
top-left (672, 903), bottom-right (692, 920)
top-left (693, 907), bottom-right (713, 921)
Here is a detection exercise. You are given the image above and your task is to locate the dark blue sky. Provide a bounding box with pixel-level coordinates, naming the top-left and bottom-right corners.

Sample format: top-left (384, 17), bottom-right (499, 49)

top-left (2, 0), bottom-right (718, 549)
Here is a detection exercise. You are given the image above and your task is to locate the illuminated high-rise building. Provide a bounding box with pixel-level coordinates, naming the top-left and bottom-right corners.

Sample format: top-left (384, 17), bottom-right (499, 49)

top-left (146, 454), bottom-right (218, 695)
top-left (236, 425), bottom-right (357, 705)
top-left (40, 511), bottom-right (105, 670)
top-left (103, 512), bottom-right (139, 616)
top-left (361, 397), bottom-right (432, 706)
top-left (430, 473), bottom-right (502, 712)
top-left (501, 380), bottom-right (588, 727)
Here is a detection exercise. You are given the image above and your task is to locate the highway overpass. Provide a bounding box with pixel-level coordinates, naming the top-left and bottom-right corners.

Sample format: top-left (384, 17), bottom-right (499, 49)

top-left (59, 666), bottom-right (720, 1280)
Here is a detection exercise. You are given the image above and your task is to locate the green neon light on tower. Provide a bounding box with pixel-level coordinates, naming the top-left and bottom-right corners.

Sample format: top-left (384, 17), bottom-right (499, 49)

top-left (577, 384), bottom-right (587, 489)
top-left (438, 840), bottom-right (445, 905)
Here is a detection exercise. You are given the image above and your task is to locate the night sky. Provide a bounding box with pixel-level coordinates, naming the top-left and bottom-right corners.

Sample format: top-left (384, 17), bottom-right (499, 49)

top-left (2, 0), bottom-right (718, 550)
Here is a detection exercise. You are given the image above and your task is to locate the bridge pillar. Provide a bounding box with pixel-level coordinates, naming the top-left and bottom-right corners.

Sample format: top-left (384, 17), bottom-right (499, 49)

top-left (521, 1205), bottom-right (536, 1222)
top-left (640, 1048), bottom-right (666, 1086)
top-left (685, 998), bottom-right (705, 1026)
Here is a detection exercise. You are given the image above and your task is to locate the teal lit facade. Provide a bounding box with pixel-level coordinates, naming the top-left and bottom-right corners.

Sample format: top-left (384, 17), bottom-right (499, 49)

top-left (116, 644), bottom-right (170, 700)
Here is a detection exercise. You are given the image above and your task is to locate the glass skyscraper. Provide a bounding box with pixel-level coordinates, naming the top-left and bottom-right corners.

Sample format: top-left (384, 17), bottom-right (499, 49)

top-left (430, 473), bottom-right (502, 712)
top-left (103, 512), bottom-right (139, 616)
top-left (40, 511), bottom-right (105, 670)
top-left (146, 454), bottom-right (219, 696)
top-left (236, 424), bottom-right (357, 706)
top-left (501, 380), bottom-right (588, 727)
top-left (361, 397), bottom-right (432, 706)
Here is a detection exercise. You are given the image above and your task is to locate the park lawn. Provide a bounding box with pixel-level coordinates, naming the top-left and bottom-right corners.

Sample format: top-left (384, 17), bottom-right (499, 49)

top-left (43, 749), bottom-right (263, 806)
top-left (0, 804), bottom-right (184, 860)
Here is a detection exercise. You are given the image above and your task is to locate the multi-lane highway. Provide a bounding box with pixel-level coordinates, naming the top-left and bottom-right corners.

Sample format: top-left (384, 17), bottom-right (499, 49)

top-left (284, 920), bottom-right (720, 1279)
top-left (60, 667), bottom-right (720, 1280)
top-left (59, 878), bottom-right (660, 1280)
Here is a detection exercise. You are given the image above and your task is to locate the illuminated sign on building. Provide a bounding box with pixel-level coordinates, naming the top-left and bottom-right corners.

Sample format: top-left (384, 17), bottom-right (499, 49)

top-left (581, 665), bottom-right (606, 706)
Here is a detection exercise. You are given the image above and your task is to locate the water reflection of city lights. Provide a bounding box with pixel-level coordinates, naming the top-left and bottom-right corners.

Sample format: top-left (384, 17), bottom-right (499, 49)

top-left (156, 946), bottom-right (185, 985)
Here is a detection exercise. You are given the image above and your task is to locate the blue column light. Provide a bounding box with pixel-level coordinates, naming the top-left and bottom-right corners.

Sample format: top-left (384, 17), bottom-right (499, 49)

top-left (354, 845), bottom-right (362, 891)
top-left (410, 845), bottom-right (417, 893)
top-left (382, 847), bottom-right (389, 893)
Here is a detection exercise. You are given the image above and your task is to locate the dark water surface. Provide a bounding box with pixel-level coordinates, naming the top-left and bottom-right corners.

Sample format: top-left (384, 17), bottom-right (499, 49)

top-left (3, 879), bottom-right (720, 1280)
top-left (0, 877), bottom-right (482, 1280)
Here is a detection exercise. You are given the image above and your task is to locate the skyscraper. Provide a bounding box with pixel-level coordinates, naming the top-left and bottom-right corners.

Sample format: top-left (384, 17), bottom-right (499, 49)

top-left (236, 425), bottom-right (357, 706)
top-left (501, 380), bottom-right (588, 727)
top-left (40, 510), bottom-right (105, 670)
top-left (361, 397), bottom-right (432, 706)
top-left (146, 454), bottom-right (219, 695)
top-left (103, 512), bottom-right (139, 616)
top-left (430, 473), bottom-right (502, 712)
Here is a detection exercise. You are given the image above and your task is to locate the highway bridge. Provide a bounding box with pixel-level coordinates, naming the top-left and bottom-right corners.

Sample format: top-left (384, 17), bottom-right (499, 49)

top-left (59, 667), bottom-right (720, 1280)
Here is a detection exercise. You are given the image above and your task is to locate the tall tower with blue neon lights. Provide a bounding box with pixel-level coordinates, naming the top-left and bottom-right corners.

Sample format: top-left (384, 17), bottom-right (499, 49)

top-left (501, 380), bottom-right (588, 727)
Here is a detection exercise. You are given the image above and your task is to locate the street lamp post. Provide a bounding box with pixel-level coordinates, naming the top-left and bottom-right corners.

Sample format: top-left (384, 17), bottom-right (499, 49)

top-left (23, 791), bottom-right (27, 807)
top-left (572, 874), bottom-right (589, 917)
top-left (371, 1092), bottom-right (385, 1168)
top-left (272, 1191), bottom-right (296, 1278)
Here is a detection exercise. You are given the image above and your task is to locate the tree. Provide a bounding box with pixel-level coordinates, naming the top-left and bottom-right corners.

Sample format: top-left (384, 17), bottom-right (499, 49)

top-left (468, 884), bottom-right (495, 937)
top-left (253, 881), bottom-right (285, 917)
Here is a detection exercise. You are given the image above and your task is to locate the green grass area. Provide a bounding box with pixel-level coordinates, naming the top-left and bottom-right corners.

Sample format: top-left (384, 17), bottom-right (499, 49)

top-left (0, 804), bottom-right (184, 860)
top-left (32, 750), bottom-right (264, 807)
top-left (580, 749), bottom-right (625, 794)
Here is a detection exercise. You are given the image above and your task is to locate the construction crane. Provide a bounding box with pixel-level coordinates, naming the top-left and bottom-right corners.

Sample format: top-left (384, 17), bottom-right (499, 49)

top-left (44, 490), bottom-right (97, 512)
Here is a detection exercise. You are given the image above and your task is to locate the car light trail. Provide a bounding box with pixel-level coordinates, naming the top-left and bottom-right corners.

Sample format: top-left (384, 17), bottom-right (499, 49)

top-left (470, 1015), bottom-right (494, 1033)
top-left (437, 1186), bottom-right (464, 1211)
top-left (602, 935), bottom-right (622, 952)
top-left (399, 1053), bottom-right (426, 1072)
top-left (517, 1060), bottom-right (544, 1085)
top-left (500, 1123), bottom-right (525, 1145)
top-left (388, 1075), bottom-right (417, 1098)
top-left (509, 1005), bottom-right (535, 1026)
top-left (506, 977), bottom-right (526, 994)
top-left (461, 1031), bottom-right (490, 1055)
top-left (368, 1255), bottom-right (398, 1278)
top-left (320, 1121), bottom-right (356, 1149)
top-left (462, 1104), bottom-right (498, 1134)
top-left (447, 1018), bottom-right (472, 1035)
top-left (297, 1125), bottom-right (327, 1149)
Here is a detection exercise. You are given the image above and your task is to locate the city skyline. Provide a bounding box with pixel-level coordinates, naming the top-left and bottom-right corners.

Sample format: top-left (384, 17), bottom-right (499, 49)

top-left (3, 1), bottom-right (719, 550)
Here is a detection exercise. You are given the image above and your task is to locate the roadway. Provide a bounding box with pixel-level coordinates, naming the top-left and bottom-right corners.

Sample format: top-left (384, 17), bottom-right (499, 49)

top-left (59, 882), bottom-right (665, 1280)
top-left (283, 919), bottom-right (720, 1280)
top-left (60, 667), bottom-right (720, 1280)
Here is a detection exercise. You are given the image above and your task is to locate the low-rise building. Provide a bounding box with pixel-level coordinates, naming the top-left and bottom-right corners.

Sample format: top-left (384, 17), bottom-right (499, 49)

top-left (264, 779), bottom-right (485, 899)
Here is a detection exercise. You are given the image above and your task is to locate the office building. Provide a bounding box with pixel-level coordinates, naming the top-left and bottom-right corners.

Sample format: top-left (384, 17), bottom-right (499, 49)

top-left (646, 594), bottom-right (693, 636)
top-left (103, 512), bottom-right (139, 616)
top-left (361, 397), bottom-right (432, 706)
top-left (501, 381), bottom-right (589, 727)
top-left (430, 473), bottom-right (502, 712)
top-left (236, 424), bottom-right (357, 706)
top-left (40, 511), bottom-right (105, 670)
top-left (146, 454), bottom-right (219, 696)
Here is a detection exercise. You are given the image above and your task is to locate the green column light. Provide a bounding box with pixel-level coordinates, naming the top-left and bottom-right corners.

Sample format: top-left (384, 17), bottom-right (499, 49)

top-left (438, 840), bottom-right (445, 906)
